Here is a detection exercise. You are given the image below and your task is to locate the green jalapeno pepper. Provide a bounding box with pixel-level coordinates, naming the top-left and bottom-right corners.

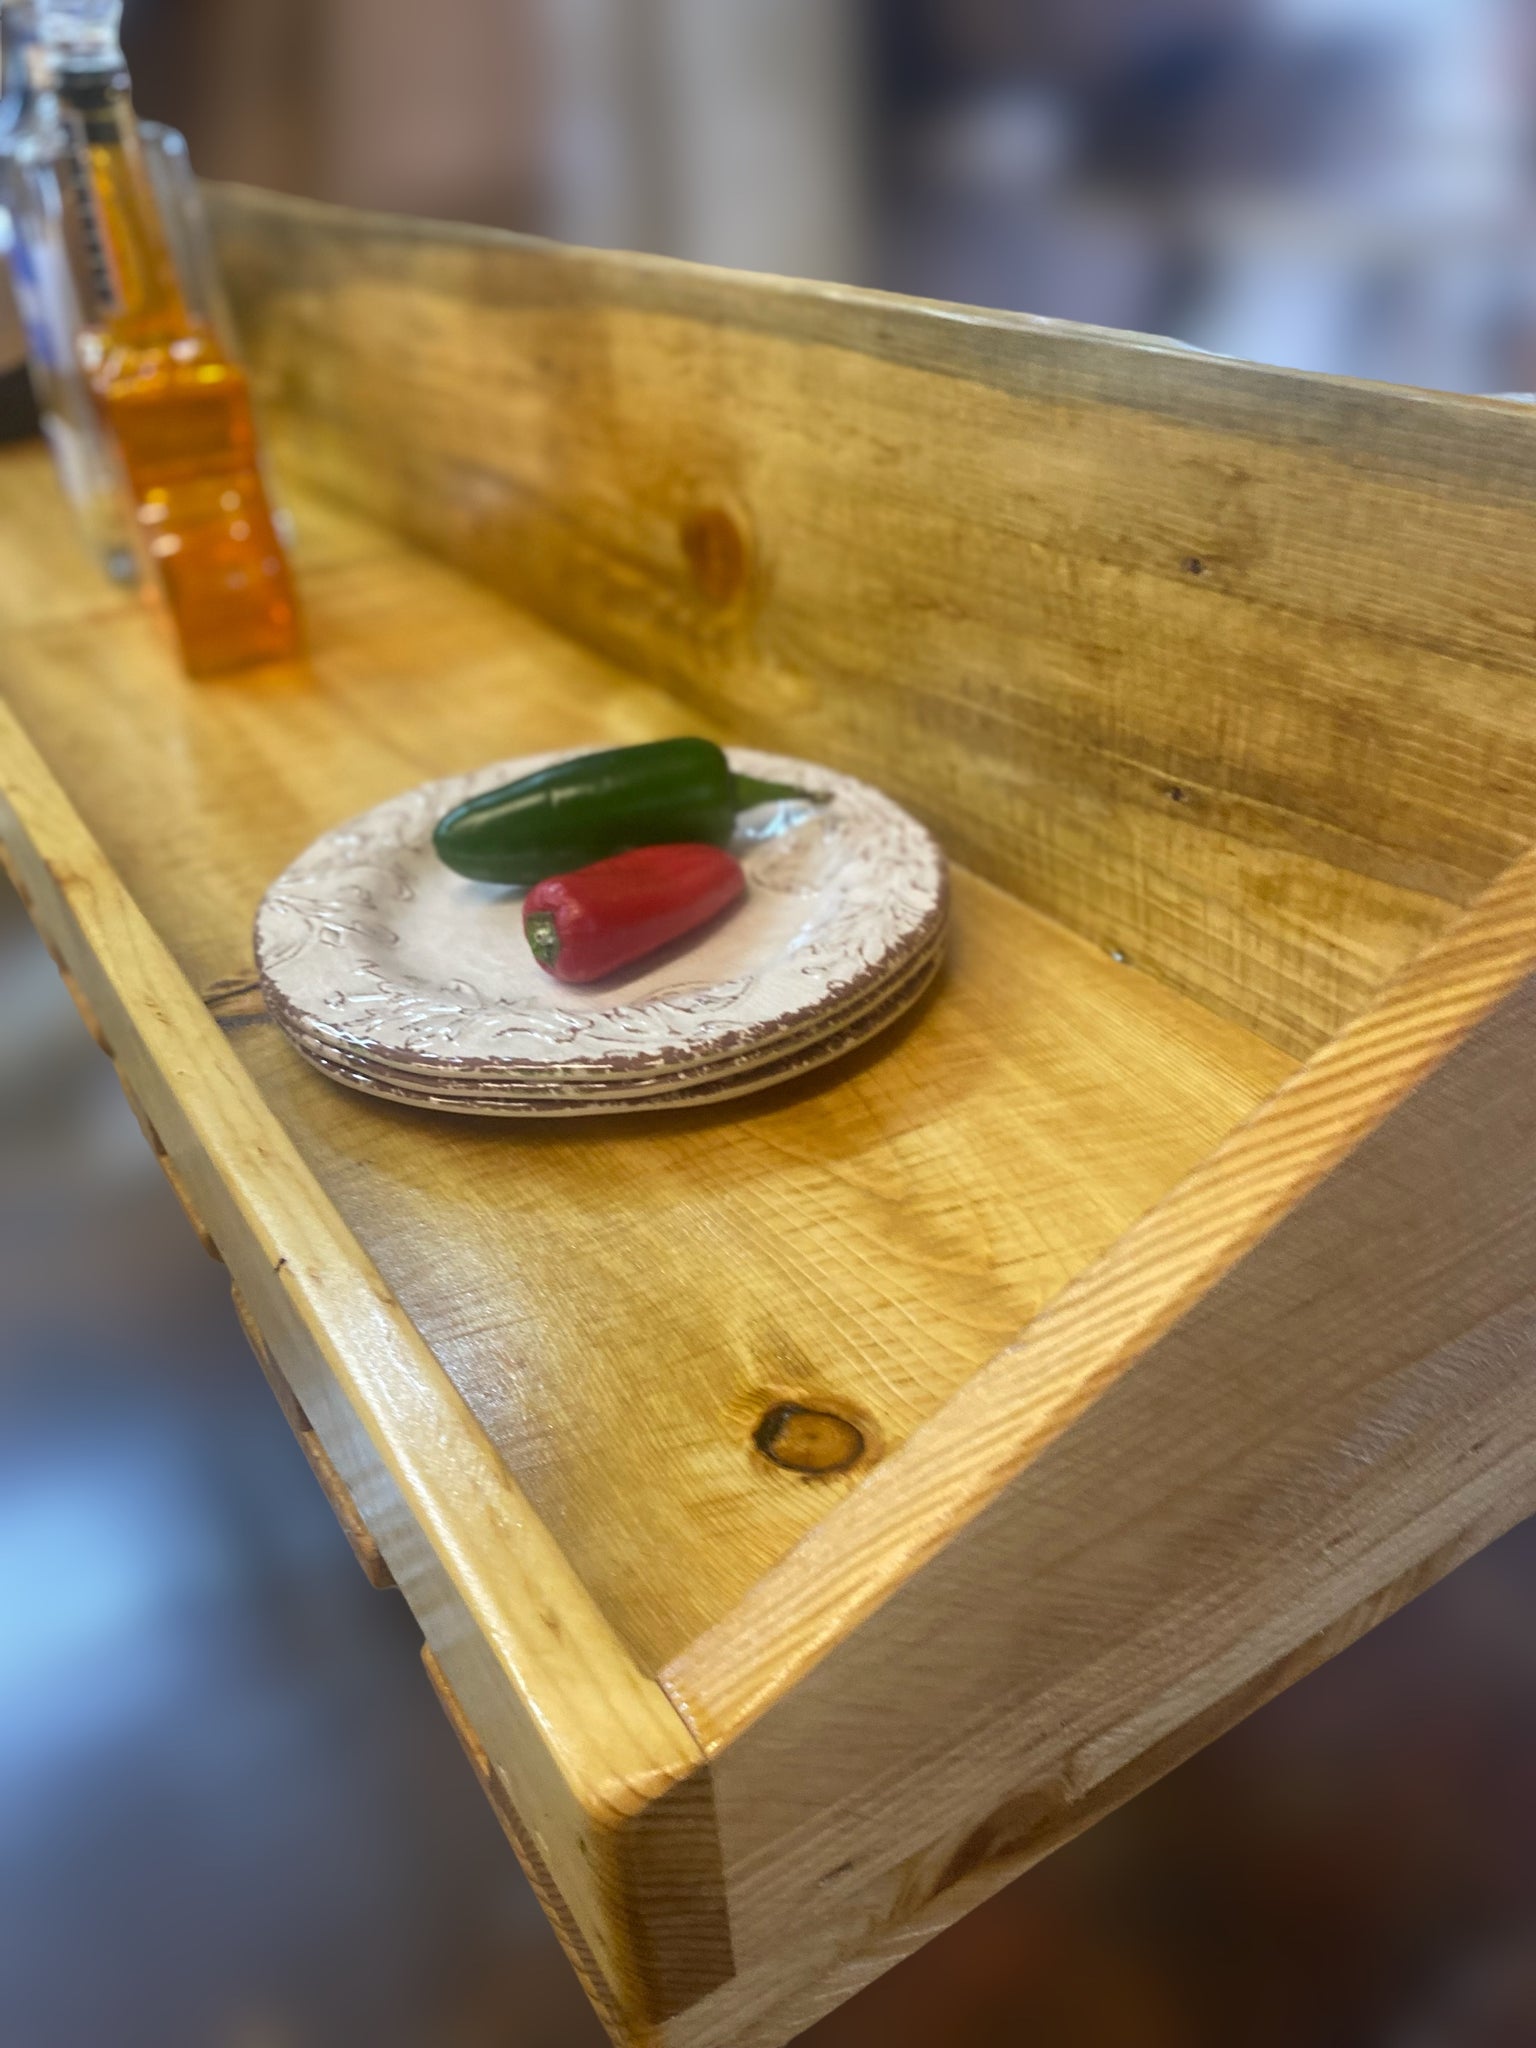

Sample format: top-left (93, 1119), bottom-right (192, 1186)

top-left (432, 736), bottom-right (829, 886)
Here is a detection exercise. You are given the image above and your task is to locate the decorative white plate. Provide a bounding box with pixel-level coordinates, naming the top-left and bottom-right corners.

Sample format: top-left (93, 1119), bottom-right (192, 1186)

top-left (284, 926), bottom-right (948, 1100)
top-left (256, 748), bottom-right (948, 1095)
top-left (284, 947), bottom-right (942, 1118)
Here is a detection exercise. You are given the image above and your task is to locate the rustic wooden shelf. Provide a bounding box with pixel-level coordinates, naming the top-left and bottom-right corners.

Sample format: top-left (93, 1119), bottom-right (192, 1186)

top-left (5, 187), bottom-right (1536, 2048)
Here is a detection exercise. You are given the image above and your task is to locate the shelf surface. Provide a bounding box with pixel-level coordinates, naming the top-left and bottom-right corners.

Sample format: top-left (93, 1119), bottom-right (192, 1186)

top-left (0, 445), bottom-right (1296, 1669)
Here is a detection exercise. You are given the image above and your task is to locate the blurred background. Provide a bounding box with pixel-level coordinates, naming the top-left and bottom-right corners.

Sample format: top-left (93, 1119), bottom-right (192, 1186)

top-left (120, 0), bottom-right (1536, 393)
top-left (6, 1), bottom-right (1536, 2045)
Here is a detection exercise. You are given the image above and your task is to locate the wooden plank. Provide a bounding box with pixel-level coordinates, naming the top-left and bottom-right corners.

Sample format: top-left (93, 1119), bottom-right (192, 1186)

top-left (0, 693), bottom-right (718, 2032)
top-left (12, 873), bottom-right (116, 1053)
top-left (0, 441), bottom-right (1302, 2040)
top-left (16, 183), bottom-right (1536, 2043)
top-left (660, 840), bottom-right (1536, 2040)
top-left (232, 1282), bottom-right (396, 1588)
top-left (659, 1501), bottom-right (1534, 2048)
top-left (210, 186), bottom-right (1536, 1056)
top-left (422, 1645), bottom-right (630, 2047)
top-left (0, 447), bottom-right (1293, 1674)
top-left (107, 1063), bottom-right (227, 1260)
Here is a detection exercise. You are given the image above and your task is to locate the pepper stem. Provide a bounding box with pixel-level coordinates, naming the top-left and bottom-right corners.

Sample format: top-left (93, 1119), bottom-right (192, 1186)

top-left (732, 773), bottom-right (832, 812)
top-left (525, 911), bottom-right (562, 970)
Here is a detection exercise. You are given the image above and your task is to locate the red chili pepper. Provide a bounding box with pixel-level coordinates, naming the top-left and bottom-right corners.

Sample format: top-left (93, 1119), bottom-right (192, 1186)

top-left (523, 843), bottom-right (746, 984)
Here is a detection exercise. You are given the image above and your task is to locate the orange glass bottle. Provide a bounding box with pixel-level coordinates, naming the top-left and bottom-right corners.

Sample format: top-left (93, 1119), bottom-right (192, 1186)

top-left (44, 1), bottom-right (299, 674)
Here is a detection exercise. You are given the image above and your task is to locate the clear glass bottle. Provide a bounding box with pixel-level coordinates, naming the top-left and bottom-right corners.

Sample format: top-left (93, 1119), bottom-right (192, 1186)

top-left (139, 118), bottom-right (237, 355)
top-left (0, 0), bottom-right (134, 580)
top-left (39, 0), bottom-right (300, 674)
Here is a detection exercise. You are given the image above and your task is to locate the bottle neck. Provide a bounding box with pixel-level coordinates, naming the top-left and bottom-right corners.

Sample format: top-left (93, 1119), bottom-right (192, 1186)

top-left (36, 1), bottom-right (123, 77)
top-left (56, 61), bottom-right (189, 336)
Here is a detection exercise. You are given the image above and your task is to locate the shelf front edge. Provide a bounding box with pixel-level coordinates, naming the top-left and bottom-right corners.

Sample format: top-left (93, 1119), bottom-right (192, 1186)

top-left (0, 695), bottom-right (723, 2034)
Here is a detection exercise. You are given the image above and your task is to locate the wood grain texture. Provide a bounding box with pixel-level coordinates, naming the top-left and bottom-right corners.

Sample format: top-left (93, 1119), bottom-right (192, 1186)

top-left (12, 184), bottom-right (1536, 2048)
top-left (661, 841), bottom-right (1536, 2039)
top-left (112, 1069), bottom-right (226, 1261)
top-left (422, 1646), bottom-right (630, 2047)
top-left (232, 1281), bottom-right (397, 1588)
top-left (209, 185), bottom-right (1536, 1058)
top-left (658, 1497), bottom-right (1536, 2048)
top-left (0, 448), bottom-right (1293, 1674)
top-left (0, 689), bottom-right (716, 2032)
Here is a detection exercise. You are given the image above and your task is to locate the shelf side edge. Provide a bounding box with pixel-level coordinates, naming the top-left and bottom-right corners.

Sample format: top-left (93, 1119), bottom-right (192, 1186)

top-left (656, 839), bottom-right (1536, 2038)
top-left (653, 1491), bottom-right (1536, 2048)
top-left (672, 837), bottom-right (1536, 1739)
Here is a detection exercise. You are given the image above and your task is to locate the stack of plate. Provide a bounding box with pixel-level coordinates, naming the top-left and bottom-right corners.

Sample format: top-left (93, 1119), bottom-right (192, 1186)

top-left (255, 747), bottom-right (948, 1118)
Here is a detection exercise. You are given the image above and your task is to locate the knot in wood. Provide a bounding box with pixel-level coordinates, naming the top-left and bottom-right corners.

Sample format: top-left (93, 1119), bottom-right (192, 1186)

top-left (681, 505), bottom-right (750, 606)
top-left (754, 1402), bottom-right (865, 1475)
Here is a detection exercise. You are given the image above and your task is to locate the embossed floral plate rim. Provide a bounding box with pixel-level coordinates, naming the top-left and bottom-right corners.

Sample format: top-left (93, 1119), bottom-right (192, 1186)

top-left (284, 924), bottom-right (947, 1099)
top-left (256, 747), bottom-right (948, 1083)
top-left (285, 933), bottom-right (946, 1104)
top-left (283, 947), bottom-right (941, 1118)
top-left (280, 920), bottom-right (948, 1087)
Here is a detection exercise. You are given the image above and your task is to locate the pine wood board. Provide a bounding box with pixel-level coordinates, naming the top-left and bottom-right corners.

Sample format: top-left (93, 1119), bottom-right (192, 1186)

top-left (0, 446), bottom-right (1295, 1673)
top-left (660, 840), bottom-right (1536, 2040)
top-left (210, 187), bottom-right (1536, 1060)
top-left (232, 1280), bottom-right (396, 1588)
top-left (0, 686), bottom-right (710, 2021)
top-left (0, 439), bottom-right (1297, 2035)
top-left (6, 183), bottom-right (1536, 2047)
